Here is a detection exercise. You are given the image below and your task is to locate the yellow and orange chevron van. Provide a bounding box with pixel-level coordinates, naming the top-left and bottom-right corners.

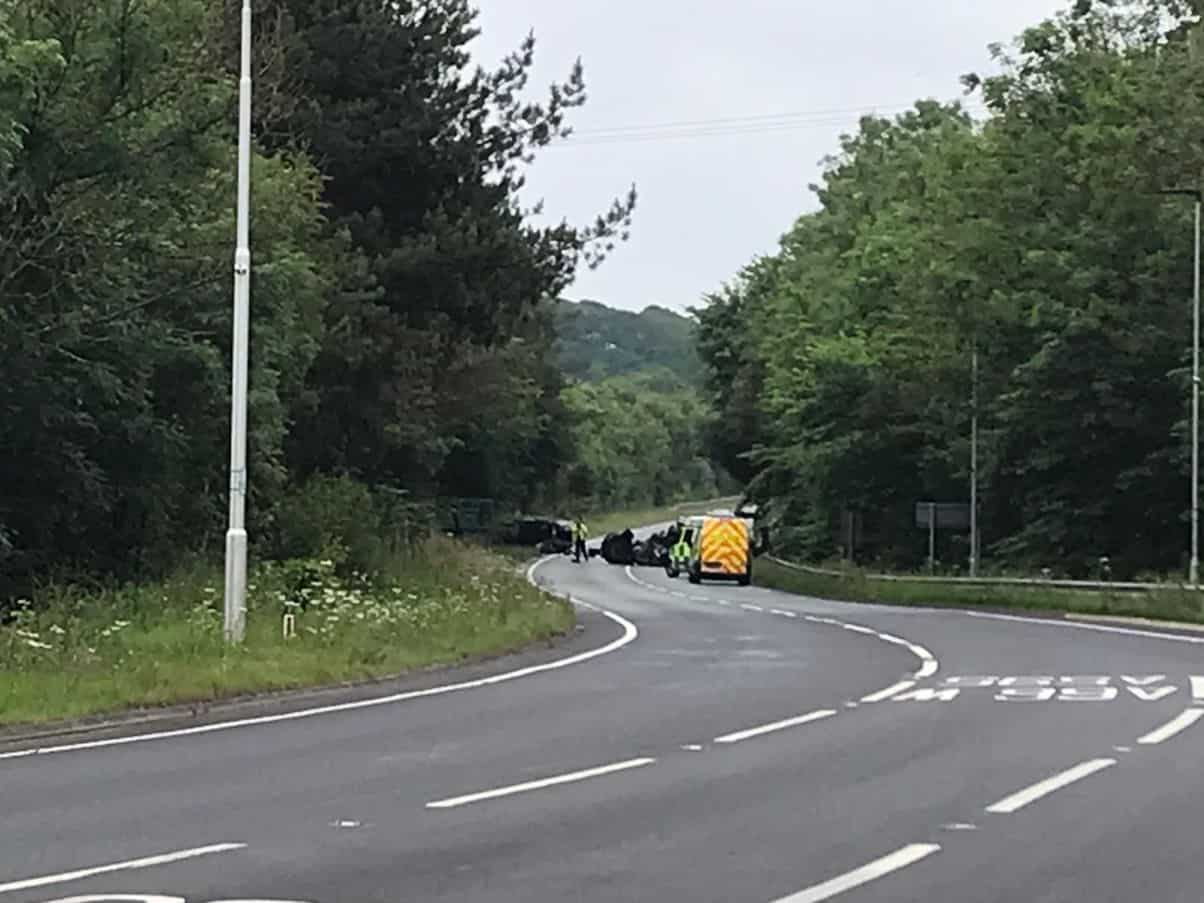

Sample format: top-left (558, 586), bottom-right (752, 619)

top-left (687, 514), bottom-right (752, 586)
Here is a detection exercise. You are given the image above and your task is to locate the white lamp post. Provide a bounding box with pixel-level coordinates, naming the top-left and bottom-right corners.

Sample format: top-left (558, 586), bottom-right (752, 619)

top-left (223, 0), bottom-right (252, 643)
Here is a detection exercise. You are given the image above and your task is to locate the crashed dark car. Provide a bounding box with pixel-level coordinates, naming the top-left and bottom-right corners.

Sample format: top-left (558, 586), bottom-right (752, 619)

top-left (599, 529), bottom-right (636, 565)
top-left (632, 537), bottom-right (670, 567)
top-left (501, 517), bottom-right (573, 554)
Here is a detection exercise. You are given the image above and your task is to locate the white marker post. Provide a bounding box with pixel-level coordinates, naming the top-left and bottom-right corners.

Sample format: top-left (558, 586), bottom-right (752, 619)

top-left (223, 0), bottom-right (253, 644)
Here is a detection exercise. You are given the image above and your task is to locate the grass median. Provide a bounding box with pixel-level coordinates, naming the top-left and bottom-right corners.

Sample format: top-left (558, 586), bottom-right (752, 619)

top-left (755, 558), bottom-right (1204, 625)
top-left (0, 538), bottom-right (573, 729)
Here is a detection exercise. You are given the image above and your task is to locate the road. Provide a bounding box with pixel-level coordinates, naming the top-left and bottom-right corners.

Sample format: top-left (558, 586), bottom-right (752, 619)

top-left (5, 550), bottom-right (1204, 902)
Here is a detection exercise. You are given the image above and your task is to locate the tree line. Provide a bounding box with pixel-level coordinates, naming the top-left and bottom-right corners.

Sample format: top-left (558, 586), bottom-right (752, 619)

top-left (697, 0), bottom-right (1204, 579)
top-left (0, 0), bottom-right (721, 594)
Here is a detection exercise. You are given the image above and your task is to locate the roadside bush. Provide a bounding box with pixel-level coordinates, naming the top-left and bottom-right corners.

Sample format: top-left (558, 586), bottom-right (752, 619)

top-left (0, 537), bottom-right (572, 726)
top-left (263, 475), bottom-right (434, 575)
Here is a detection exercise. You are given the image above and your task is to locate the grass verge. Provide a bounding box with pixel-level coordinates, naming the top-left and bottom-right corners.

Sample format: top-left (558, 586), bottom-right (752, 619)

top-left (756, 558), bottom-right (1204, 625)
top-left (0, 537), bottom-right (573, 729)
top-left (587, 496), bottom-right (741, 536)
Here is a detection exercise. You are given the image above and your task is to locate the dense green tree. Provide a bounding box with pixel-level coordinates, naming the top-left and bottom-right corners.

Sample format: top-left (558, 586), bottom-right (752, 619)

top-left (561, 370), bottom-right (719, 511)
top-left (251, 0), bottom-right (636, 495)
top-left (0, 0), bottom-right (329, 589)
top-left (699, 0), bottom-right (1204, 577)
top-left (0, 0), bottom-right (645, 597)
top-left (555, 299), bottom-right (702, 384)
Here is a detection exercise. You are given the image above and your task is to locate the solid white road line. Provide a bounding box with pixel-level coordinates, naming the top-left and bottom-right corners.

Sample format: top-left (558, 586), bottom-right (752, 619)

top-left (0, 843), bottom-right (246, 895)
top-left (842, 624), bottom-right (876, 635)
top-left (916, 658), bottom-right (939, 679)
top-left (861, 681), bottom-right (916, 703)
top-left (741, 603), bottom-right (765, 612)
top-left (1137, 708), bottom-right (1204, 745)
top-left (985, 758), bottom-right (1116, 814)
top-left (0, 558), bottom-right (637, 763)
top-left (425, 757), bottom-right (656, 809)
top-left (770, 843), bottom-right (941, 903)
top-left (772, 609), bottom-right (799, 618)
top-left (1191, 676), bottom-right (1204, 700)
top-left (713, 709), bottom-right (837, 745)
top-left (907, 643), bottom-right (935, 661)
top-left (964, 610), bottom-right (1204, 645)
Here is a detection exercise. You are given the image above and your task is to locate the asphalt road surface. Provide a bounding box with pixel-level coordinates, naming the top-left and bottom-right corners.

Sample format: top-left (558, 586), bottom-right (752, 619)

top-left (6, 549), bottom-right (1204, 903)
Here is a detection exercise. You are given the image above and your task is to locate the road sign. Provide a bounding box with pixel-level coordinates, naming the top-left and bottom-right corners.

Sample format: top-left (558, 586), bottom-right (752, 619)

top-left (915, 502), bottom-right (970, 530)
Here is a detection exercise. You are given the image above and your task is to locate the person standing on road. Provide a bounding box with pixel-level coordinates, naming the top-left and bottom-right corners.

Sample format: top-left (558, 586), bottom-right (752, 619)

top-left (572, 516), bottom-right (589, 563)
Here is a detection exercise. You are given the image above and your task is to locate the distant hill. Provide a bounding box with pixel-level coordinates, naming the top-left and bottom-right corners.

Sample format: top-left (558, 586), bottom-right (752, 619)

top-left (554, 299), bottom-right (703, 385)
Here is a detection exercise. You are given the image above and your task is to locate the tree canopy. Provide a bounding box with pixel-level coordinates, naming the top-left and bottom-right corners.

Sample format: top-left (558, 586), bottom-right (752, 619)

top-left (696, 0), bottom-right (1204, 578)
top-left (0, 0), bottom-right (646, 593)
top-left (555, 299), bottom-right (703, 385)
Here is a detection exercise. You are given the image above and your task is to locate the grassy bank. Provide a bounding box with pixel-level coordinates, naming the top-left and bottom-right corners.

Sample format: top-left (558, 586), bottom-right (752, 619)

top-left (756, 558), bottom-right (1204, 624)
top-left (0, 538), bottom-right (572, 728)
top-left (587, 497), bottom-right (741, 536)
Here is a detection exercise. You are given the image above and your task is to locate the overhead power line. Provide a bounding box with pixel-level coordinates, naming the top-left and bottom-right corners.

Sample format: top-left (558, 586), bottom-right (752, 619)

top-left (550, 101), bottom-right (988, 147)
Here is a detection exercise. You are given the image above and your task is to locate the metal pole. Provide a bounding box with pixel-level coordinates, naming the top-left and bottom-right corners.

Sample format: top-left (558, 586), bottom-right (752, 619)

top-left (1192, 198), bottom-right (1200, 588)
top-left (223, 0), bottom-right (252, 644)
top-left (970, 342), bottom-right (979, 578)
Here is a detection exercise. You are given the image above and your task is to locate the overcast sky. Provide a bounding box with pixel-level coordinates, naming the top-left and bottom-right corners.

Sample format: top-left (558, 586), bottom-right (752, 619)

top-left (472, 1), bottom-right (1068, 313)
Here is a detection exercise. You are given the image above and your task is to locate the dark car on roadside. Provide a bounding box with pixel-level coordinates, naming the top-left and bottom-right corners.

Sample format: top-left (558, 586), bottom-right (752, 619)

top-left (501, 517), bottom-right (573, 554)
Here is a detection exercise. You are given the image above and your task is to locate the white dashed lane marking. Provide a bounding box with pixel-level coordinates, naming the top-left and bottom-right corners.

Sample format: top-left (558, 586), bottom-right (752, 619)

top-left (770, 843), bottom-right (941, 903)
top-left (714, 710), bottom-right (837, 745)
top-left (619, 567), bottom-right (941, 689)
top-left (0, 843), bottom-right (246, 895)
top-left (1137, 708), bottom-right (1204, 745)
top-left (842, 624), bottom-right (876, 635)
top-left (861, 681), bottom-right (916, 703)
top-left (985, 759), bottom-right (1116, 814)
top-left (426, 757), bottom-right (656, 809)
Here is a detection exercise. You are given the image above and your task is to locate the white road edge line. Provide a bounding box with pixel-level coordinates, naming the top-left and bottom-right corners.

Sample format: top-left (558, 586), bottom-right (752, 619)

top-left (425, 757), bottom-right (656, 809)
top-left (1138, 708), bottom-right (1204, 745)
top-left (842, 624), bottom-right (876, 635)
top-left (0, 842), bottom-right (246, 895)
top-left (0, 557), bottom-right (638, 763)
top-left (741, 604), bottom-right (765, 612)
top-left (964, 610), bottom-right (1204, 645)
top-left (772, 609), bottom-right (798, 618)
top-left (861, 681), bottom-right (916, 703)
top-left (714, 709), bottom-right (837, 744)
top-left (770, 843), bottom-right (941, 903)
top-left (985, 758), bottom-right (1116, 814)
